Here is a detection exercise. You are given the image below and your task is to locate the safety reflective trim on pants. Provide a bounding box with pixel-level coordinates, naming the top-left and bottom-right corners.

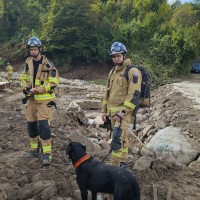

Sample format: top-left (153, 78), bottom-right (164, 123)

top-left (112, 148), bottom-right (128, 158)
top-left (124, 100), bottom-right (136, 110)
top-left (112, 151), bottom-right (123, 158)
top-left (42, 146), bottom-right (51, 153)
top-left (35, 79), bottom-right (40, 86)
top-left (48, 77), bottom-right (59, 85)
top-left (102, 99), bottom-right (107, 105)
top-left (31, 143), bottom-right (38, 149)
top-left (34, 93), bottom-right (56, 100)
top-left (121, 147), bottom-right (128, 153)
top-left (108, 106), bottom-right (125, 113)
top-left (44, 84), bottom-right (51, 92)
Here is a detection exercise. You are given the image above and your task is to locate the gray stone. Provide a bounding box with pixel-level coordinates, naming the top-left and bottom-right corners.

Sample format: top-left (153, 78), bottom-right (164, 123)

top-left (146, 126), bottom-right (200, 165)
top-left (31, 173), bottom-right (41, 183)
top-left (74, 190), bottom-right (81, 200)
top-left (188, 161), bottom-right (200, 171)
top-left (99, 139), bottom-right (109, 149)
top-left (41, 185), bottom-right (57, 200)
top-left (89, 138), bottom-right (99, 145)
top-left (141, 146), bottom-right (154, 157)
top-left (6, 168), bottom-right (15, 179)
top-left (147, 128), bottom-right (157, 137)
top-left (132, 147), bottom-right (140, 155)
top-left (133, 156), bottom-right (154, 170)
top-left (66, 101), bottom-right (81, 112)
top-left (142, 125), bottom-right (155, 138)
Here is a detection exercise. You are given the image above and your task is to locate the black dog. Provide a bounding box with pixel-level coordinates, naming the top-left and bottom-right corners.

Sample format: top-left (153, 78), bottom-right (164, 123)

top-left (66, 142), bottom-right (140, 200)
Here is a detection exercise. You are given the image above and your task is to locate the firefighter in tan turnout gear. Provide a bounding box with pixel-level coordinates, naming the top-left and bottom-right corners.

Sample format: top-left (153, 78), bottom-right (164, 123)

top-left (20, 36), bottom-right (59, 165)
top-left (6, 62), bottom-right (14, 81)
top-left (101, 42), bottom-right (142, 168)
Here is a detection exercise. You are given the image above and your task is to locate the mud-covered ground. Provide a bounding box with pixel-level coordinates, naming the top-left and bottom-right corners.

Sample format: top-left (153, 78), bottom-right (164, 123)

top-left (0, 74), bottom-right (200, 200)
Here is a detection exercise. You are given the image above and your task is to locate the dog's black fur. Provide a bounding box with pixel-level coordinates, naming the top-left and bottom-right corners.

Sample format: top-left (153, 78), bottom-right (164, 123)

top-left (66, 142), bottom-right (140, 200)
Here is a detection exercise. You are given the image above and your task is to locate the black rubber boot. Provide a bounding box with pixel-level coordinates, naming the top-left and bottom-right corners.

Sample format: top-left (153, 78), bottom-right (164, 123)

top-left (28, 149), bottom-right (39, 157)
top-left (120, 162), bottom-right (127, 169)
top-left (42, 153), bottom-right (51, 166)
top-left (28, 141), bottom-right (41, 157)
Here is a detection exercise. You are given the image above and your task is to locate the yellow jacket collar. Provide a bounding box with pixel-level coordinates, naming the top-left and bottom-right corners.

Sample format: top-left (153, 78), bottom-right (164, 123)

top-left (26, 55), bottom-right (48, 65)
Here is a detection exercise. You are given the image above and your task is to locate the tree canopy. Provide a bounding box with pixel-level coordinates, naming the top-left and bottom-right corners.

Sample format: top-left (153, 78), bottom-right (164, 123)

top-left (0, 0), bottom-right (199, 81)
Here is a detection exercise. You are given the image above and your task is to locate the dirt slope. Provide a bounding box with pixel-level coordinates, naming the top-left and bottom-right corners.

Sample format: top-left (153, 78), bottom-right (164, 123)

top-left (0, 75), bottom-right (200, 200)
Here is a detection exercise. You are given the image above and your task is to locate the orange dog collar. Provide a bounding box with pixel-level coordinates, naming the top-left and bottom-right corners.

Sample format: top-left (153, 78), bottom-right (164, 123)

top-left (74, 154), bottom-right (91, 169)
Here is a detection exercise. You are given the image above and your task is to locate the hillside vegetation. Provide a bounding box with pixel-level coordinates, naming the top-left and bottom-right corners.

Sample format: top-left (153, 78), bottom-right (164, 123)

top-left (0, 0), bottom-right (199, 83)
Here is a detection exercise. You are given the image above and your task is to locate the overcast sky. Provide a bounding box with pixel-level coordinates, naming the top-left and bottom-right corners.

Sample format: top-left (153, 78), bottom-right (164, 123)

top-left (168, 0), bottom-right (193, 4)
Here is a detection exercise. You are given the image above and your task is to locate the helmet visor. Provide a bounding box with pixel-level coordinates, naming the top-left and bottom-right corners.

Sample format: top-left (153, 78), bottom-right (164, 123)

top-left (28, 39), bottom-right (41, 47)
top-left (111, 45), bottom-right (121, 52)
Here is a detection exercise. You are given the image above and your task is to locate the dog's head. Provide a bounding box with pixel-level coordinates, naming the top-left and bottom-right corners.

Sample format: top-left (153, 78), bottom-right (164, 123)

top-left (66, 142), bottom-right (87, 164)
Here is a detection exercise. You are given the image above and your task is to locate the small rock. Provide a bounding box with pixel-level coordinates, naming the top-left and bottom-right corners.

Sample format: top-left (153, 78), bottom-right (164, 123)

top-left (142, 125), bottom-right (155, 138)
top-left (133, 156), bottom-right (154, 171)
top-left (108, 138), bottom-right (112, 144)
top-left (147, 129), bottom-right (157, 137)
top-left (99, 140), bottom-right (109, 149)
top-left (41, 185), bottom-right (58, 200)
top-left (132, 147), bottom-right (140, 155)
top-left (89, 138), bottom-right (99, 145)
top-left (74, 190), bottom-right (81, 200)
top-left (141, 146), bottom-right (154, 157)
top-left (6, 169), bottom-right (15, 179)
top-left (31, 173), bottom-right (41, 183)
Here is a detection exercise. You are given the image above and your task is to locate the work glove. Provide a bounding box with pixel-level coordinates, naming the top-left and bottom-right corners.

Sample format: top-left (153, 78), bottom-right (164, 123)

top-left (22, 95), bottom-right (31, 104)
top-left (111, 126), bottom-right (122, 151)
top-left (114, 110), bottom-right (126, 122)
top-left (23, 87), bottom-right (31, 95)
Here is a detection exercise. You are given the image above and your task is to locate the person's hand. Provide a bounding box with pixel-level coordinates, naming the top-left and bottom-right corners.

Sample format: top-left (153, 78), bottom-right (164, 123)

top-left (114, 110), bottom-right (125, 122)
top-left (30, 88), bottom-right (39, 94)
top-left (101, 112), bottom-right (107, 122)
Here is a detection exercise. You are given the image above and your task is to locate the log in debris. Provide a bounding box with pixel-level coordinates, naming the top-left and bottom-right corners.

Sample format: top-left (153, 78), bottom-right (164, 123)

top-left (0, 82), bottom-right (10, 91)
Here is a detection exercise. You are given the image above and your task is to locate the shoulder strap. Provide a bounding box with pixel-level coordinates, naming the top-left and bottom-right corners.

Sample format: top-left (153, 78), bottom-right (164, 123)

top-left (47, 59), bottom-right (56, 69)
top-left (124, 65), bottom-right (146, 81)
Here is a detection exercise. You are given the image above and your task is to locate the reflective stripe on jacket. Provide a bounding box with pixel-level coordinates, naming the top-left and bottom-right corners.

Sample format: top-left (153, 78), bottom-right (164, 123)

top-left (20, 55), bottom-right (59, 101)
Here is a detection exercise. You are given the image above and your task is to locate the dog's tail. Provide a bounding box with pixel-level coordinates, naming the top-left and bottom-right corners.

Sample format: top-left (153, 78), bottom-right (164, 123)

top-left (131, 176), bottom-right (140, 200)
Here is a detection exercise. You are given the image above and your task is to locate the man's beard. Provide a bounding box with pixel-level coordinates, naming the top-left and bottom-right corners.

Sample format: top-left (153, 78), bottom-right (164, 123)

top-left (31, 53), bottom-right (40, 58)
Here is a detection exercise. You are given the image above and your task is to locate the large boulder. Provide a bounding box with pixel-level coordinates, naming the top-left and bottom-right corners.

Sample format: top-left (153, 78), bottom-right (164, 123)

top-left (144, 126), bottom-right (200, 165)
